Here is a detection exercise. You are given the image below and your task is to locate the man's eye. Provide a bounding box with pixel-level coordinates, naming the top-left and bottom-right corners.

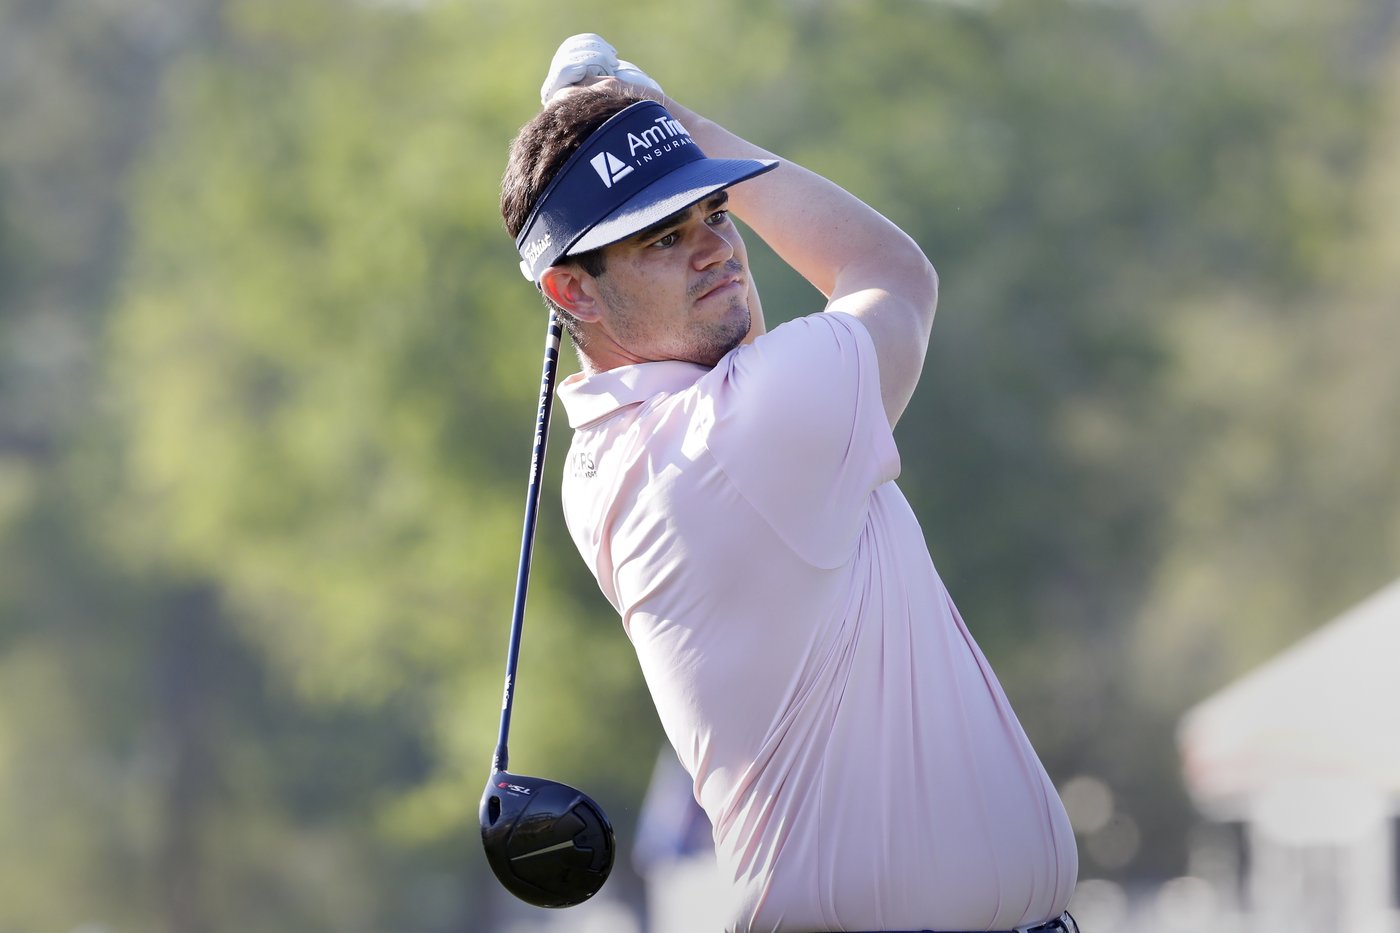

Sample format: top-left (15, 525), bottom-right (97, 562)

top-left (707, 210), bottom-right (730, 225)
top-left (651, 232), bottom-right (680, 248)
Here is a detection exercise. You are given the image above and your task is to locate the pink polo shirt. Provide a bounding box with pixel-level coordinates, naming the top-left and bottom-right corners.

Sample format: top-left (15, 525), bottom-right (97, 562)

top-left (557, 312), bottom-right (1077, 933)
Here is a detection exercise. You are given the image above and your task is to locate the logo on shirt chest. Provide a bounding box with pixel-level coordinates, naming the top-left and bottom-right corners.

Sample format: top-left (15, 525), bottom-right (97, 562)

top-left (572, 451), bottom-right (597, 479)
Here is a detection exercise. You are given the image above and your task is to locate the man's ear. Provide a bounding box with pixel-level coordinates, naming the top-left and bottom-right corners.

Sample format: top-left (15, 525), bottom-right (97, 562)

top-left (540, 265), bottom-right (602, 322)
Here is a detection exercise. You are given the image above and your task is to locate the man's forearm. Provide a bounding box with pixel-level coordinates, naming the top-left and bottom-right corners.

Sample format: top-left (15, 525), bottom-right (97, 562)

top-left (663, 97), bottom-right (934, 304)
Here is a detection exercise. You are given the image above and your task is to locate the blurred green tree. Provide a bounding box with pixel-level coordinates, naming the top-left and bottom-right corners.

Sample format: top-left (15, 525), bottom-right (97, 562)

top-left (2, 0), bottom-right (470, 930)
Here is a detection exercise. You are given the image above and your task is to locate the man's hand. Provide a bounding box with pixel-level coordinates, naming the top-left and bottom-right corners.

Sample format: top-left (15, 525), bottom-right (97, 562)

top-left (539, 33), bottom-right (664, 105)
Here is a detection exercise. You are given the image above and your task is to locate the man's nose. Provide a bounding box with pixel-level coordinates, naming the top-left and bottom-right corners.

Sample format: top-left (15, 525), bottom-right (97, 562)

top-left (692, 223), bottom-right (735, 268)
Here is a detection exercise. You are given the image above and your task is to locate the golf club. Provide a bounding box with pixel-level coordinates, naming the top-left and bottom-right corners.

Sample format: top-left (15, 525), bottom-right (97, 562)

top-left (479, 311), bottom-right (616, 908)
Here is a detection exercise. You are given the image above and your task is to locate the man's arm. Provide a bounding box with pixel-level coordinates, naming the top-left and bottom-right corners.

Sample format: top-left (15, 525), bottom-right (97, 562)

top-left (541, 35), bottom-right (936, 424)
top-left (661, 97), bottom-right (938, 428)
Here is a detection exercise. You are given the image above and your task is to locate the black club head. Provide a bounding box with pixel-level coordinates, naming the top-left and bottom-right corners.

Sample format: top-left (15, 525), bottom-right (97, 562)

top-left (479, 770), bottom-right (616, 908)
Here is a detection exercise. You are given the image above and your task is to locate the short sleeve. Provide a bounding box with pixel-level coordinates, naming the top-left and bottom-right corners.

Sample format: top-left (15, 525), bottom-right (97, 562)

top-left (701, 312), bottom-right (900, 568)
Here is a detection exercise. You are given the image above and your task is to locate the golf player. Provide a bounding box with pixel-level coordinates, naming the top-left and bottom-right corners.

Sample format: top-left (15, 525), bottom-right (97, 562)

top-left (500, 35), bottom-right (1079, 933)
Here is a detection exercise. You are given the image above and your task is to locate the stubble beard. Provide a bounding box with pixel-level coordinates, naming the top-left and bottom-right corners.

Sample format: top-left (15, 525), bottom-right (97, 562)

top-left (691, 295), bottom-right (750, 366)
top-left (682, 258), bottom-right (750, 365)
top-left (600, 261), bottom-right (751, 368)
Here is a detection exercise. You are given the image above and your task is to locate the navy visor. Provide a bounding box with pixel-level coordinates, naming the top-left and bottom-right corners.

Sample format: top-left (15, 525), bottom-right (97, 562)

top-left (515, 100), bottom-right (778, 282)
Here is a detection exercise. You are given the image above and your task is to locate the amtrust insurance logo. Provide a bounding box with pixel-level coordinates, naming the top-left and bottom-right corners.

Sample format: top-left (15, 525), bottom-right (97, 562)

top-left (589, 115), bottom-right (694, 189)
top-left (589, 151), bottom-right (634, 188)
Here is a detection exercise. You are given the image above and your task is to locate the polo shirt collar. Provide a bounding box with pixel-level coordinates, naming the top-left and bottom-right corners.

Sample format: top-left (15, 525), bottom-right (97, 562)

top-left (557, 359), bottom-right (709, 429)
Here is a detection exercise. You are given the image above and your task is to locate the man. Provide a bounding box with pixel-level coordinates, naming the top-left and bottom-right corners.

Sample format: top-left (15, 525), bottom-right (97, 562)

top-left (500, 35), bottom-right (1079, 933)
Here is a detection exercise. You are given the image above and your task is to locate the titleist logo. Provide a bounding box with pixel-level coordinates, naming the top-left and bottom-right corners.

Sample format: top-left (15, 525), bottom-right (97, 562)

top-left (522, 232), bottom-right (552, 264)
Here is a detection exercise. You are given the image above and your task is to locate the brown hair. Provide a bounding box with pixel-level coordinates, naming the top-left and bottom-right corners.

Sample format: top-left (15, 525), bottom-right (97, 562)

top-left (501, 86), bottom-right (646, 336)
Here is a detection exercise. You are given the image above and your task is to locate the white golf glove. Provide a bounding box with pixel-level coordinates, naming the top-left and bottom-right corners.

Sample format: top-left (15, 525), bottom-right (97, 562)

top-left (539, 33), bottom-right (664, 105)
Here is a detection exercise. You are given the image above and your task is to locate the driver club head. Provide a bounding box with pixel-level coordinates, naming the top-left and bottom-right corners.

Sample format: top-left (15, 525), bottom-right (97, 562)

top-left (479, 770), bottom-right (616, 908)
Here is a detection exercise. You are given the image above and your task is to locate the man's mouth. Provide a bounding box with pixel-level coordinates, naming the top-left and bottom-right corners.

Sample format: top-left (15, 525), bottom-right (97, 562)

top-left (695, 276), bottom-right (742, 302)
top-left (691, 258), bottom-right (746, 302)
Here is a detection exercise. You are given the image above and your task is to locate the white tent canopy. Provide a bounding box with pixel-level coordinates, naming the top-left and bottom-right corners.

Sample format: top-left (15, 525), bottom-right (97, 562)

top-left (1178, 576), bottom-right (1400, 821)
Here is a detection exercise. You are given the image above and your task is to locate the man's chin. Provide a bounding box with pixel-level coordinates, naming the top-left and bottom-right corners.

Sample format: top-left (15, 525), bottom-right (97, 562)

top-left (690, 311), bottom-right (750, 367)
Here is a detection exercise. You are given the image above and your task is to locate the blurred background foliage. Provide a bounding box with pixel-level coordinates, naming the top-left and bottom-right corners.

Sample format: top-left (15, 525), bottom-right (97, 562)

top-left (1, 0), bottom-right (1398, 929)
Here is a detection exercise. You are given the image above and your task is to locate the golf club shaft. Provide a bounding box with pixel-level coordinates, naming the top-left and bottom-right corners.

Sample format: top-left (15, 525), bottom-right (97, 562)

top-left (493, 311), bottom-right (563, 775)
